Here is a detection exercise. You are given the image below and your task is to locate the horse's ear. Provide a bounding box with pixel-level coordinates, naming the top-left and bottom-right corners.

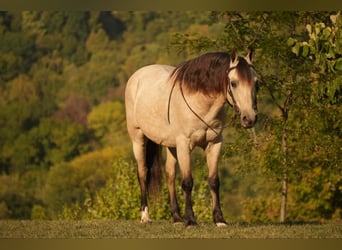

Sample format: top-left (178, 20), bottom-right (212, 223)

top-left (230, 49), bottom-right (239, 67)
top-left (245, 48), bottom-right (254, 64)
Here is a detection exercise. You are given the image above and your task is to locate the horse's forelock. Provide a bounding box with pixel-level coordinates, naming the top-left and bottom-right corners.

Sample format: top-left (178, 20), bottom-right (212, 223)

top-left (235, 57), bottom-right (254, 85)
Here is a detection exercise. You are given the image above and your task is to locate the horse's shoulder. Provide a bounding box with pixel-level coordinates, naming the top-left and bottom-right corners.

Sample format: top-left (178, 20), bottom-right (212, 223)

top-left (131, 65), bottom-right (175, 82)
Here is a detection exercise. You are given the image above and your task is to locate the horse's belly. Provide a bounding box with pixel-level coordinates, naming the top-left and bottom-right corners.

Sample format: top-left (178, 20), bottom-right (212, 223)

top-left (138, 121), bottom-right (177, 147)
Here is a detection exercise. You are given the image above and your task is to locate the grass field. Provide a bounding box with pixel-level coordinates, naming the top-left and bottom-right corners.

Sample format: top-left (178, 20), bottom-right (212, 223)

top-left (0, 220), bottom-right (341, 238)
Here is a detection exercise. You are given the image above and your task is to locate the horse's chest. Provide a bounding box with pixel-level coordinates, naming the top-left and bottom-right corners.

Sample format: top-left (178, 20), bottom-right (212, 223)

top-left (189, 121), bottom-right (223, 148)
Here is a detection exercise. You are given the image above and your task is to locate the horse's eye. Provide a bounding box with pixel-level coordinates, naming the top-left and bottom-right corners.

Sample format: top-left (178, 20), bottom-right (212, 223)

top-left (231, 81), bottom-right (238, 88)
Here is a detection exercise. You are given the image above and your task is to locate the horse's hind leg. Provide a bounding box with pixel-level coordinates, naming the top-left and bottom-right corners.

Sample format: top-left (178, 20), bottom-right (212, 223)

top-left (131, 133), bottom-right (151, 223)
top-left (165, 147), bottom-right (182, 223)
top-left (205, 139), bottom-right (227, 227)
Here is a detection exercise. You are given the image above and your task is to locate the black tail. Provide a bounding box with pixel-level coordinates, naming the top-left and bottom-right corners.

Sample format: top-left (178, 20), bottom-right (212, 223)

top-left (145, 139), bottom-right (162, 198)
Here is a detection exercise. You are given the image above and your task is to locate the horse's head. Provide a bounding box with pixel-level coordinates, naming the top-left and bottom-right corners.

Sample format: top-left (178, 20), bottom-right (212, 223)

top-left (226, 50), bottom-right (258, 129)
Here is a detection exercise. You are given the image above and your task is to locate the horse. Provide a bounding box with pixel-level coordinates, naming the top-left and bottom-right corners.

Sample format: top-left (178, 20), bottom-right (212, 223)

top-left (125, 50), bottom-right (258, 226)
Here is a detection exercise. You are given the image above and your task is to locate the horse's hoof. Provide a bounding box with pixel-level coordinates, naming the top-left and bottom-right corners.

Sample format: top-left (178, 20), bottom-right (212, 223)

top-left (172, 215), bottom-right (183, 225)
top-left (185, 220), bottom-right (198, 227)
top-left (173, 221), bottom-right (184, 226)
top-left (140, 219), bottom-right (152, 224)
top-left (140, 206), bottom-right (151, 224)
top-left (215, 222), bottom-right (227, 227)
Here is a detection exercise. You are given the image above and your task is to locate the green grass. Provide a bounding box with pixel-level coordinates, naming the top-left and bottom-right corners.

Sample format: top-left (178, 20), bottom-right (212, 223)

top-left (0, 220), bottom-right (341, 238)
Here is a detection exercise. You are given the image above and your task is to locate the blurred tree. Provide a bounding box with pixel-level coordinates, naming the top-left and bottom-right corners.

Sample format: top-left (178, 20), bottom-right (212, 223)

top-left (53, 94), bottom-right (91, 127)
top-left (98, 11), bottom-right (125, 40)
top-left (11, 118), bottom-right (89, 173)
top-left (87, 101), bottom-right (127, 147)
top-left (6, 74), bottom-right (37, 102)
top-left (0, 173), bottom-right (37, 219)
top-left (34, 11), bottom-right (90, 66)
top-left (44, 147), bottom-right (125, 218)
top-left (285, 12), bottom-right (341, 221)
top-left (0, 22), bottom-right (37, 81)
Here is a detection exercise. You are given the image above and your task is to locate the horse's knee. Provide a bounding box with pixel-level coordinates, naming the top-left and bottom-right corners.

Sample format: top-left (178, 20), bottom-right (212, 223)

top-left (181, 176), bottom-right (193, 193)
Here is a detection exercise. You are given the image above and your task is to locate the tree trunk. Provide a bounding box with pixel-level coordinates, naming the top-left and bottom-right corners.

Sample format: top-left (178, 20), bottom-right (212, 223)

top-left (267, 88), bottom-right (292, 223)
top-left (280, 130), bottom-right (288, 223)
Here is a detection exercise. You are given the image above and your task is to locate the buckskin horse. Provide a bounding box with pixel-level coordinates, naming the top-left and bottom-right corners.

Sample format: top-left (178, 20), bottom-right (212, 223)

top-left (125, 50), bottom-right (258, 226)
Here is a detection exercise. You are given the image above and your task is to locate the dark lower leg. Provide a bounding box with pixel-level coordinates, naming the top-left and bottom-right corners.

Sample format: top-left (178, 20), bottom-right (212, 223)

top-left (165, 148), bottom-right (182, 223)
top-left (208, 176), bottom-right (226, 225)
top-left (182, 176), bottom-right (197, 226)
top-left (166, 174), bottom-right (182, 222)
top-left (170, 192), bottom-right (182, 223)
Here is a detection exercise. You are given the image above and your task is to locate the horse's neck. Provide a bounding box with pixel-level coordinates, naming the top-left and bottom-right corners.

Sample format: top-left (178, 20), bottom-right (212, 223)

top-left (189, 93), bottom-right (227, 121)
top-left (205, 95), bottom-right (227, 121)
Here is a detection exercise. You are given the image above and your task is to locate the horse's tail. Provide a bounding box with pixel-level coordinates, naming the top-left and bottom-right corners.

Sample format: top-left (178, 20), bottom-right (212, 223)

top-left (145, 139), bottom-right (162, 198)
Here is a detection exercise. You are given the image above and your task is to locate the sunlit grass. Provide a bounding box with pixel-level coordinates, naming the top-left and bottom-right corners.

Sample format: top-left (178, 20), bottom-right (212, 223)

top-left (0, 220), bottom-right (341, 238)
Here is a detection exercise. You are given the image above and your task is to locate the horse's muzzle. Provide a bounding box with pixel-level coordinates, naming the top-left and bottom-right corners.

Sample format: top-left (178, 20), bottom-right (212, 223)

top-left (241, 114), bottom-right (257, 128)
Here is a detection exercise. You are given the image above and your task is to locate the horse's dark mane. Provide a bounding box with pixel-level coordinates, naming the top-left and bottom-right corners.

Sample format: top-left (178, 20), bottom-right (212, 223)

top-left (170, 52), bottom-right (253, 95)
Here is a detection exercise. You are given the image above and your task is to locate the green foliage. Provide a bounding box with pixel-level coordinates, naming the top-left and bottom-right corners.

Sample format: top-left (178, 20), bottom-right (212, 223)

top-left (0, 173), bottom-right (39, 219)
top-left (0, 31), bottom-right (37, 81)
top-left (44, 146), bottom-right (131, 218)
top-left (31, 205), bottom-right (47, 220)
top-left (43, 162), bottom-right (81, 217)
top-left (242, 195), bottom-right (280, 223)
top-left (11, 118), bottom-right (89, 173)
top-left (59, 159), bottom-right (213, 222)
top-left (60, 52), bottom-right (120, 105)
top-left (81, 160), bottom-right (141, 220)
top-left (288, 166), bottom-right (342, 221)
top-left (0, 201), bottom-right (10, 219)
top-left (57, 160), bottom-right (141, 220)
top-left (87, 100), bottom-right (127, 147)
top-left (287, 12), bottom-right (341, 104)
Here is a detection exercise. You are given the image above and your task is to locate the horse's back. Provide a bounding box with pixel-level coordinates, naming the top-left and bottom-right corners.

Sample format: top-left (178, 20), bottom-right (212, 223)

top-left (126, 64), bottom-right (174, 88)
top-left (125, 64), bottom-right (174, 103)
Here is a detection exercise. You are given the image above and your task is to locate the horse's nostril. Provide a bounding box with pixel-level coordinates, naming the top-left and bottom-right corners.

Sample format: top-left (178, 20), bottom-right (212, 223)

top-left (243, 116), bottom-right (250, 123)
top-left (242, 115), bottom-right (255, 128)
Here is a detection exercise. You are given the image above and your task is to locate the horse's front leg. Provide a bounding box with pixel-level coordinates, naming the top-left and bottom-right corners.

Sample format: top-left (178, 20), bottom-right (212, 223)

top-left (165, 147), bottom-right (182, 223)
top-left (205, 138), bottom-right (227, 227)
top-left (176, 137), bottom-right (197, 226)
